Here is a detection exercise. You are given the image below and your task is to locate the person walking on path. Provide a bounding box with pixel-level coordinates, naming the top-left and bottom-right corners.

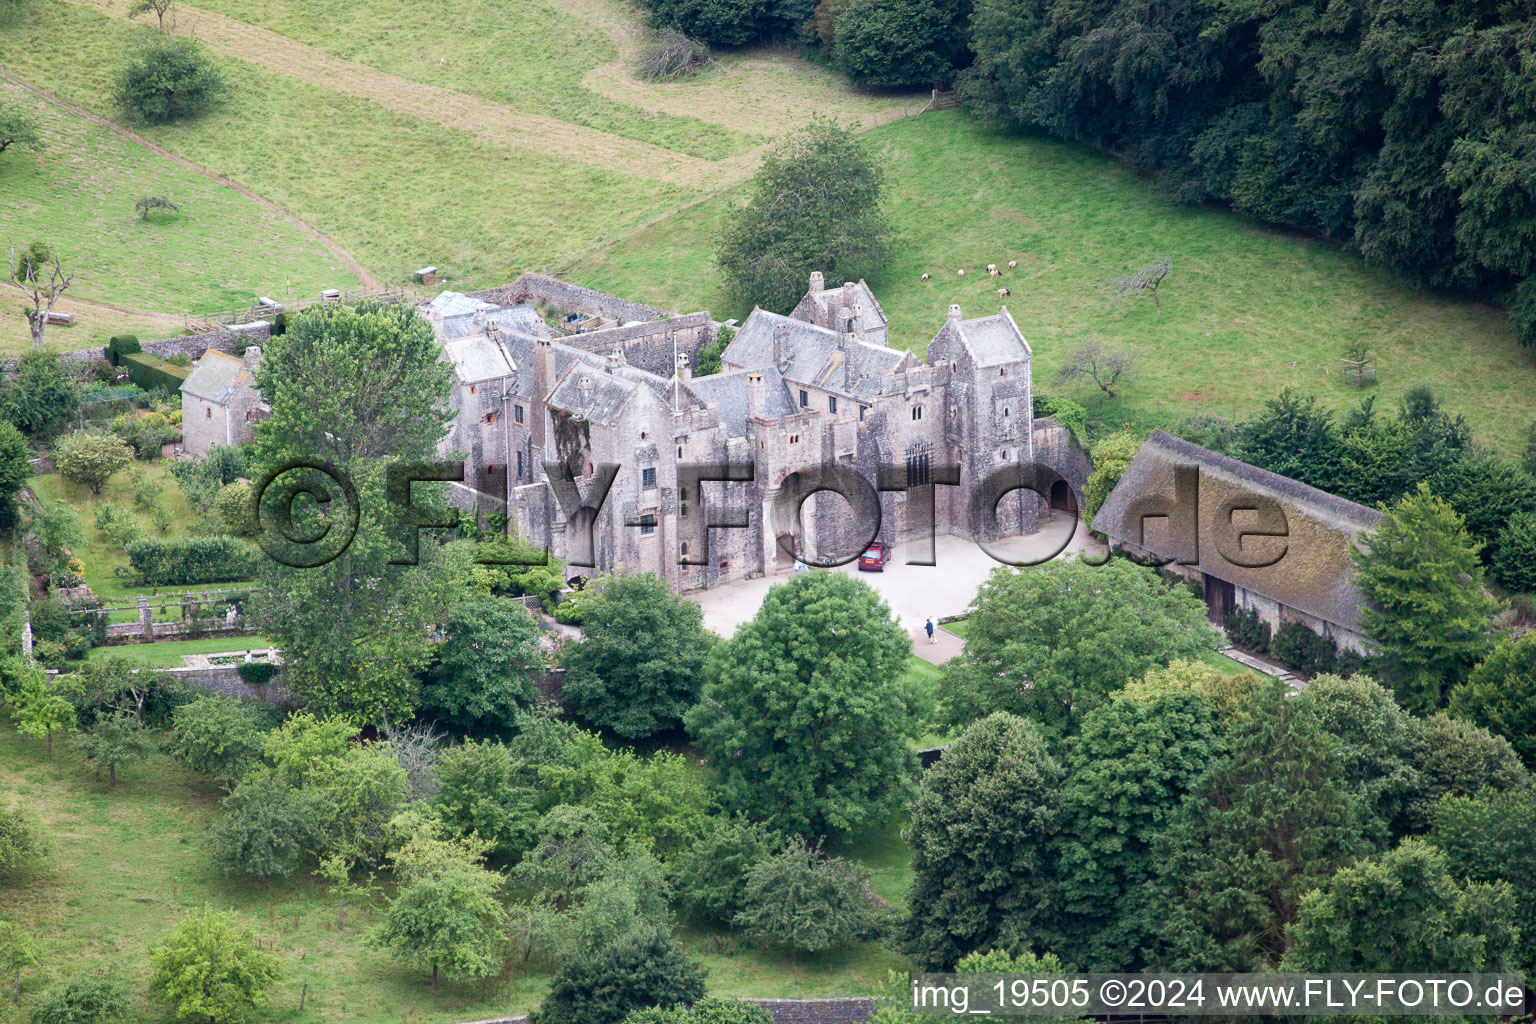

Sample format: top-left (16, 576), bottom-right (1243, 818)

top-left (925, 617), bottom-right (936, 645)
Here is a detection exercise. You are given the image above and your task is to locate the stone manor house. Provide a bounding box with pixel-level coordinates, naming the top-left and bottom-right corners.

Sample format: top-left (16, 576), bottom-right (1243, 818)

top-left (427, 272), bottom-right (1090, 594)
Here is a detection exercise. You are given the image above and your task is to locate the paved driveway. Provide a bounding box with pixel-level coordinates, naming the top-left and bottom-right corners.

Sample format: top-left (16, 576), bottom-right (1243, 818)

top-left (688, 512), bottom-right (1104, 639)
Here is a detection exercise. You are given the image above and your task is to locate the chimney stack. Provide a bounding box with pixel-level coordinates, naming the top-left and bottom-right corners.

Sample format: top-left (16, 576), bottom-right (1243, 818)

top-left (772, 323), bottom-right (791, 372)
top-left (809, 271), bottom-right (824, 294)
top-left (746, 371), bottom-right (764, 421)
top-left (607, 348), bottom-right (626, 370)
top-left (842, 281), bottom-right (856, 308)
top-left (675, 351), bottom-right (691, 380)
top-left (947, 304), bottom-right (963, 331)
top-left (577, 374), bottom-right (594, 398)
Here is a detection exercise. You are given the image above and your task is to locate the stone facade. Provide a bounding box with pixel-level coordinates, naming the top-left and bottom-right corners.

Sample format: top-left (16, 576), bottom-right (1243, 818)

top-left (431, 274), bottom-right (1088, 595)
top-left (180, 347), bottom-right (267, 456)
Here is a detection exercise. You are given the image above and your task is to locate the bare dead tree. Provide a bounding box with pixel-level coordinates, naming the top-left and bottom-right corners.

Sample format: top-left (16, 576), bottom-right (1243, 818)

top-left (1056, 336), bottom-right (1137, 398)
top-left (1106, 256), bottom-right (1172, 315)
top-left (384, 720), bottom-right (444, 802)
top-left (7, 244), bottom-right (81, 352)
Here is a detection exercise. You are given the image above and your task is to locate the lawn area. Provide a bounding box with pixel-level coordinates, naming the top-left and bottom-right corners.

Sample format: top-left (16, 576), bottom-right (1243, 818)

top-left (0, 77), bottom-right (357, 331)
top-left (27, 458), bottom-right (253, 604)
top-left (84, 634), bottom-right (273, 667)
top-left (0, 721), bottom-right (913, 1023)
top-left (0, 1), bottom-right (688, 293)
top-left (567, 111), bottom-right (1536, 453)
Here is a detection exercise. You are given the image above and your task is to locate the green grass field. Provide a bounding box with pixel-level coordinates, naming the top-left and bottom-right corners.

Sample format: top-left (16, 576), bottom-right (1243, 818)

top-left (568, 111), bottom-right (1536, 452)
top-left (0, 723), bottom-right (911, 1023)
top-left (84, 634), bottom-right (273, 666)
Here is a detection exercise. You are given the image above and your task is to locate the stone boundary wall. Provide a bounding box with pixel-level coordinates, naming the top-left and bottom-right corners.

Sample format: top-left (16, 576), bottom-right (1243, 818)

top-left (456, 998), bottom-right (874, 1024)
top-left (165, 663), bottom-right (289, 704)
top-left (471, 272), bottom-right (674, 322)
top-left (2, 323), bottom-right (268, 377)
top-left (1030, 417), bottom-right (1092, 502)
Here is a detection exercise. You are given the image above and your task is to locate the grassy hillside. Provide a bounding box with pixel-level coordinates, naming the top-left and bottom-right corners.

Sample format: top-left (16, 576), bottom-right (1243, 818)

top-left (568, 111), bottom-right (1536, 452)
top-left (0, 725), bottom-right (906, 1023)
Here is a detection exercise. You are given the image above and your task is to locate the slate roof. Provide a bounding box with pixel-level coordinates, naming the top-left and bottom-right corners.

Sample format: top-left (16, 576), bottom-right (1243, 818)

top-left (180, 350), bottom-right (256, 405)
top-left (442, 334), bottom-right (514, 384)
top-left (687, 367), bottom-right (797, 437)
top-left (721, 309), bottom-right (906, 403)
top-left (427, 291), bottom-right (494, 319)
top-left (439, 303), bottom-right (548, 342)
top-left (952, 308), bottom-right (1030, 367)
top-left (1091, 430), bottom-right (1382, 632)
top-left (803, 279), bottom-right (888, 329)
top-left (546, 365), bottom-right (638, 427)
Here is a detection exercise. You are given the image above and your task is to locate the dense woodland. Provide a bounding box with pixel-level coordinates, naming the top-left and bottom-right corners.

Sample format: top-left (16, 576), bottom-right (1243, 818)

top-left (642, 0), bottom-right (1536, 338)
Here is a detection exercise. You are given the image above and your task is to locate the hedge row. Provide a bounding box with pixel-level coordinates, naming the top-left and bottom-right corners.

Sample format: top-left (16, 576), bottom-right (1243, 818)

top-left (107, 335), bottom-right (141, 366)
top-left (125, 535), bottom-right (260, 586)
top-left (121, 351), bottom-right (190, 393)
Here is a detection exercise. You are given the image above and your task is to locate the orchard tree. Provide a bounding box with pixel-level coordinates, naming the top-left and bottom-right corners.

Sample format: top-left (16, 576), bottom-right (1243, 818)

top-left (5, 245), bottom-right (79, 352)
top-left (940, 559), bottom-right (1218, 741)
top-left (54, 431), bottom-right (133, 496)
top-left (114, 35), bottom-right (223, 123)
top-left (207, 772), bottom-right (312, 884)
top-left (686, 572), bottom-right (922, 839)
top-left (420, 595), bottom-right (544, 734)
top-left (1448, 632), bottom-right (1536, 771)
top-left (903, 713), bottom-right (1063, 970)
top-left (1285, 840), bottom-right (1517, 972)
top-left (0, 920), bottom-right (39, 1006)
top-left (0, 805), bottom-right (50, 879)
top-left (561, 573), bottom-right (713, 739)
top-left (1351, 483), bottom-right (1501, 713)
top-left (377, 828), bottom-right (505, 987)
top-left (0, 103), bottom-right (42, 156)
top-left (531, 924), bottom-right (705, 1024)
top-left (432, 738), bottom-right (543, 859)
top-left (12, 682), bottom-right (77, 753)
top-left (149, 907), bottom-right (278, 1024)
top-left (249, 301), bottom-right (457, 724)
top-left (511, 806), bottom-right (617, 908)
top-left (75, 711), bottom-right (155, 787)
top-left (667, 815), bottom-right (782, 925)
top-left (735, 836), bottom-right (874, 955)
top-left (715, 118), bottom-right (892, 313)
top-left (1055, 337), bottom-right (1137, 398)
top-left (127, 0), bottom-right (174, 28)
top-left (167, 693), bottom-right (270, 787)
top-left (1105, 257), bottom-right (1172, 315)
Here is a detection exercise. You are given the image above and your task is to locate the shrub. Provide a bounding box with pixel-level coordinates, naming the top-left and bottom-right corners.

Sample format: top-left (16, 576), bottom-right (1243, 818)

top-left (114, 35), bottom-right (225, 123)
top-left (1223, 605), bottom-right (1271, 654)
top-left (636, 31), bottom-right (711, 80)
top-left (106, 336), bottom-right (141, 366)
top-left (0, 804), bottom-right (51, 878)
top-left (149, 907), bottom-right (279, 1023)
top-left (734, 835), bottom-right (876, 953)
top-left (237, 661), bottom-right (277, 686)
top-left (27, 973), bottom-right (130, 1024)
top-left (126, 535), bottom-right (259, 586)
top-left (1271, 621), bottom-right (1339, 676)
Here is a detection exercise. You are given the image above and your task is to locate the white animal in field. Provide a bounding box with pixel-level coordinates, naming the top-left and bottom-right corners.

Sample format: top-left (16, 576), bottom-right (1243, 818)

top-left (989, 268), bottom-right (1000, 278)
top-left (1008, 260), bottom-right (1018, 269)
top-left (987, 264), bottom-right (997, 273)
top-left (921, 273), bottom-right (930, 281)
top-left (957, 269), bottom-right (965, 277)
top-left (998, 287), bottom-right (1011, 297)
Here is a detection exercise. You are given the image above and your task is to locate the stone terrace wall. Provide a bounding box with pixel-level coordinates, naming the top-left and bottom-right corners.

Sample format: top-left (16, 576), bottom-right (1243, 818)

top-left (471, 272), bottom-right (674, 322)
top-left (166, 664), bottom-right (290, 704)
top-left (1031, 417), bottom-right (1092, 502)
top-left (1, 322), bottom-right (268, 377)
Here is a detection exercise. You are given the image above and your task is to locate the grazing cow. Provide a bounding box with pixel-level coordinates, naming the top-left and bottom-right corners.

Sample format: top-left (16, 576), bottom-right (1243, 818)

top-left (957, 269), bottom-right (965, 277)
top-left (1008, 260), bottom-right (1018, 269)
top-left (921, 273), bottom-right (930, 281)
top-left (998, 287), bottom-right (1011, 297)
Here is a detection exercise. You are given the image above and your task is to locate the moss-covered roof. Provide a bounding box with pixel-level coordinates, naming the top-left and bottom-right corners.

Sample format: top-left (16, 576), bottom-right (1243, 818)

top-left (1091, 430), bottom-right (1381, 632)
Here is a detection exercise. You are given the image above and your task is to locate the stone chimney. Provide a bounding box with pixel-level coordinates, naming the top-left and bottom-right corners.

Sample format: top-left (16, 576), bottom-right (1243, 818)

top-left (241, 345), bottom-right (263, 371)
top-left (484, 319), bottom-right (500, 346)
top-left (809, 271), bottom-right (824, 294)
top-left (577, 374), bottom-right (594, 400)
top-left (675, 351), bottom-right (691, 380)
top-left (947, 304), bottom-right (963, 332)
top-left (607, 348), bottom-right (626, 370)
top-left (746, 371), bottom-right (764, 421)
top-left (842, 281), bottom-right (856, 309)
top-left (533, 336), bottom-right (556, 449)
top-left (772, 323), bottom-right (791, 373)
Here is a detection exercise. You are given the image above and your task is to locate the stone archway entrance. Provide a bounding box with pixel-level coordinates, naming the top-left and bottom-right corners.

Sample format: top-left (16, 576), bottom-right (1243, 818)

top-left (1049, 479), bottom-right (1075, 513)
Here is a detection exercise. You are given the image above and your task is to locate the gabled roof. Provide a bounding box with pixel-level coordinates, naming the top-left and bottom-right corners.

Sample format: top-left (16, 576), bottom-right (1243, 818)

top-left (180, 350), bottom-right (256, 405)
top-left (721, 309), bottom-right (906, 403)
top-left (950, 308), bottom-right (1030, 367)
top-left (799, 279), bottom-right (888, 330)
top-left (427, 291), bottom-right (494, 319)
top-left (1091, 431), bottom-right (1382, 632)
top-left (687, 367), bottom-right (797, 437)
top-left (442, 334), bottom-right (514, 384)
top-left (439, 303), bottom-right (548, 341)
top-left (546, 364), bottom-right (638, 427)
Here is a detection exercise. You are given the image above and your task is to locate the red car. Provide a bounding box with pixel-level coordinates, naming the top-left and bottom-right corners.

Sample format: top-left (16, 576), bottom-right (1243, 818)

top-left (858, 541), bottom-right (891, 572)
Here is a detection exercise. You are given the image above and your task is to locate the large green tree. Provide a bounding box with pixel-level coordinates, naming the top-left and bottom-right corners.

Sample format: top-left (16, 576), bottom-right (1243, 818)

top-left (149, 907), bottom-right (279, 1024)
top-left (941, 559), bottom-right (1217, 741)
top-left (902, 712), bottom-right (1063, 970)
top-left (1430, 789), bottom-right (1536, 972)
top-left (561, 573), bottom-right (713, 740)
top-left (249, 301), bottom-right (458, 724)
top-left (114, 34), bottom-right (224, 123)
top-left (532, 924), bottom-right (706, 1024)
top-left (715, 118), bottom-right (891, 313)
top-left (1298, 674), bottom-right (1424, 836)
top-left (1409, 713), bottom-right (1532, 830)
top-left (831, 0), bottom-right (967, 88)
top-left (734, 836), bottom-right (875, 954)
top-left (420, 595), bottom-right (544, 734)
top-left (1352, 483), bottom-right (1501, 713)
top-left (377, 827), bottom-right (506, 987)
top-left (1448, 632), bottom-right (1536, 772)
top-left (54, 431), bottom-right (132, 496)
top-left (1284, 840), bottom-right (1517, 972)
top-left (686, 572), bottom-right (921, 839)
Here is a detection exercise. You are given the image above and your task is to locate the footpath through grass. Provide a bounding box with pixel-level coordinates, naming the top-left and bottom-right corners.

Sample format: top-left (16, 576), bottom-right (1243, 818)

top-left (569, 111), bottom-right (1536, 452)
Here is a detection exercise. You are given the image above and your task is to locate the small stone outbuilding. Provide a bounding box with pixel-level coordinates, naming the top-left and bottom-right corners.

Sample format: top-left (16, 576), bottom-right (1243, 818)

top-left (180, 348), bottom-right (266, 456)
